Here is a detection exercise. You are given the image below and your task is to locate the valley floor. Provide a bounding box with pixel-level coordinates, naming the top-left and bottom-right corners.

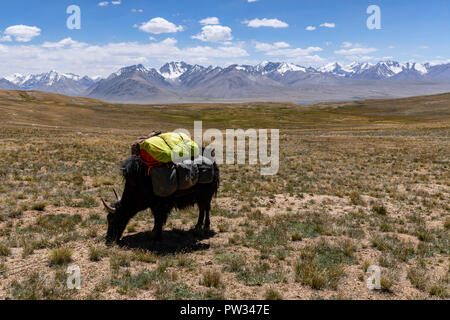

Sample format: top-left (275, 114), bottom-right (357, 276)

top-left (0, 90), bottom-right (448, 300)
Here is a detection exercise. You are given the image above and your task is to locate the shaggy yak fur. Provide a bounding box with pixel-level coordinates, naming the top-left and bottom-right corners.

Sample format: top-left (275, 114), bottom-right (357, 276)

top-left (102, 155), bottom-right (220, 244)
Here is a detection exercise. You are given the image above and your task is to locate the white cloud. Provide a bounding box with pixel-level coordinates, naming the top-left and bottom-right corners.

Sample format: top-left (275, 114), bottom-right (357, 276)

top-left (290, 55), bottom-right (326, 65)
top-left (254, 41), bottom-right (290, 51)
top-left (3, 25), bottom-right (41, 42)
top-left (320, 22), bottom-right (336, 28)
top-left (335, 47), bottom-right (378, 55)
top-left (98, 1), bottom-right (109, 6)
top-left (111, 0), bottom-right (121, 5)
top-left (254, 42), bottom-right (325, 66)
top-left (0, 34), bottom-right (12, 42)
top-left (429, 57), bottom-right (450, 66)
top-left (132, 9), bottom-right (144, 13)
top-left (42, 37), bottom-right (87, 49)
top-left (184, 45), bottom-right (248, 59)
top-left (244, 18), bottom-right (288, 28)
top-left (335, 42), bottom-right (377, 56)
top-left (0, 38), bottom-right (249, 77)
top-left (345, 55), bottom-right (376, 62)
top-left (139, 17), bottom-right (184, 34)
top-left (199, 17), bottom-right (220, 25)
top-left (420, 45), bottom-right (429, 49)
top-left (305, 26), bottom-right (316, 31)
top-left (248, 0), bottom-right (259, 2)
top-left (342, 42), bottom-right (353, 48)
top-left (266, 46), bottom-right (323, 57)
top-left (192, 25), bottom-right (233, 42)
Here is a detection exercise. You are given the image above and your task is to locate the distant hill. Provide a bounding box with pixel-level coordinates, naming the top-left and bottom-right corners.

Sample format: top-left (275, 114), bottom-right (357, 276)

top-left (2, 60), bottom-right (450, 103)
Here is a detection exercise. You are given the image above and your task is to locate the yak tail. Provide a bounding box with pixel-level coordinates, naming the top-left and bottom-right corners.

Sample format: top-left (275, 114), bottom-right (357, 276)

top-left (213, 161), bottom-right (220, 198)
top-left (200, 145), bottom-right (220, 198)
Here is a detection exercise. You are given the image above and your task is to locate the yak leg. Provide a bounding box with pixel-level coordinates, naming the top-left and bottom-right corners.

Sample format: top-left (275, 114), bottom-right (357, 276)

top-left (204, 203), bottom-right (211, 231)
top-left (152, 211), bottom-right (168, 241)
top-left (195, 205), bottom-right (205, 232)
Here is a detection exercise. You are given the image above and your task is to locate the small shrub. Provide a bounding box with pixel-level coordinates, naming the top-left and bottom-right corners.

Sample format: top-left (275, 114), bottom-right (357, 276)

top-left (110, 252), bottom-right (131, 272)
top-left (110, 270), bottom-right (157, 295)
top-left (372, 205), bottom-right (387, 215)
top-left (291, 233), bottom-right (303, 242)
top-left (237, 264), bottom-right (283, 287)
top-left (294, 242), bottom-right (354, 290)
top-left (407, 267), bottom-right (428, 291)
top-left (203, 289), bottom-right (225, 300)
top-left (89, 246), bottom-right (107, 262)
top-left (444, 218), bottom-right (450, 230)
top-left (265, 288), bottom-right (283, 300)
top-left (201, 270), bottom-right (221, 288)
top-left (380, 275), bottom-right (395, 293)
top-left (349, 191), bottom-right (365, 206)
top-left (0, 242), bottom-right (11, 256)
top-left (416, 227), bottom-right (433, 242)
top-left (217, 223), bottom-right (229, 233)
top-left (32, 202), bottom-right (47, 211)
top-left (133, 250), bottom-right (157, 264)
top-left (0, 263), bottom-right (7, 275)
top-left (49, 248), bottom-right (72, 266)
top-left (176, 254), bottom-right (194, 267)
top-left (428, 282), bottom-right (448, 298)
top-left (218, 253), bottom-right (245, 273)
top-left (10, 271), bottom-right (73, 299)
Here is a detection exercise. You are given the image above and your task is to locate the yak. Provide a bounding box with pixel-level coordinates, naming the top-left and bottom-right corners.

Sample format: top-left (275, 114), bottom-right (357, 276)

top-left (101, 154), bottom-right (219, 245)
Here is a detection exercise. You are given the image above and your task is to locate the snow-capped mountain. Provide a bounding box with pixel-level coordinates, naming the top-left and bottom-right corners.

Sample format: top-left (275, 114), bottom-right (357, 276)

top-left (4, 73), bottom-right (29, 86)
top-left (255, 61), bottom-right (307, 75)
top-left (87, 64), bottom-right (176, 102)
top-left (1, 70), bottom-right (101, 95)
top-left (1, 60), bottom-right (450, 102)
top-left (159, 62), bottom-right (193, 80)
top-left (319, 61), bottom-right (432, 80)
top-left (319, 63), bottom-right (350, 77)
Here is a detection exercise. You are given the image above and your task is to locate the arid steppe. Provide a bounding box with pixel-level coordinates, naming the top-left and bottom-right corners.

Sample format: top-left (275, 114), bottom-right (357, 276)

top-left (0, 90), bottom-right (448, 300)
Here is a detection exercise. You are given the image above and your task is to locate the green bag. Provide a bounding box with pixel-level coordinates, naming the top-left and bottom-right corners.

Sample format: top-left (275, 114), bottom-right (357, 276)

top-left (139, 132), bottom-right (200, 163)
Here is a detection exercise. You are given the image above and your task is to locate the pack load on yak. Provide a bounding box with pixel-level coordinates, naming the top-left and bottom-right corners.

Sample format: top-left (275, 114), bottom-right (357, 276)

top-left (131, 131), bottom-right (216, 198)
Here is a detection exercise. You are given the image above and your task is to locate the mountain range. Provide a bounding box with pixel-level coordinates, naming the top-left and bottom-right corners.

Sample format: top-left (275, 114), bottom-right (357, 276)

top-left (2, 61), bottom-right (450, 103)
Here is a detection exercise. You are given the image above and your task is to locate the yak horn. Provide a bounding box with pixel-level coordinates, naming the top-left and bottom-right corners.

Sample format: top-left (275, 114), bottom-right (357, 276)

top-left (101, 198), bottom-right (116, 214)
top-left (113, 189), bottom-right (121, 201)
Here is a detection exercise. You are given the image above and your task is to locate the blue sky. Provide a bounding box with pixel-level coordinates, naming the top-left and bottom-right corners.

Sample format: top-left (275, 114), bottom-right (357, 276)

top-left (0, 0), bottom-right (449, 77)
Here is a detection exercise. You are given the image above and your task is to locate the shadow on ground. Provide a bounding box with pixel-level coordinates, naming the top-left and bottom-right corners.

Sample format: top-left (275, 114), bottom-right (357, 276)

top-left (119, 228), bottom-right (216, 255)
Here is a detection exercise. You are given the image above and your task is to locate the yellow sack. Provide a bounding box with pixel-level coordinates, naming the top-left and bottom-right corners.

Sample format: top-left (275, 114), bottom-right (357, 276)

top-left (139, 132), bottom-right (200, 164)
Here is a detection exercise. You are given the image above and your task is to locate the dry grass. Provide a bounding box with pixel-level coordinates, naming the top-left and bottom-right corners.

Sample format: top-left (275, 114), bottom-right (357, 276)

top-left (0, 90), bottom-right (449, 300)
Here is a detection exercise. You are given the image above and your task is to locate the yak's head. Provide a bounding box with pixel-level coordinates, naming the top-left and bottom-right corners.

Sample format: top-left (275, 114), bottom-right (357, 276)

top-left (100, 156), bottom-right (156, 244)
top-left (101, 189), bottom-right (129, 245)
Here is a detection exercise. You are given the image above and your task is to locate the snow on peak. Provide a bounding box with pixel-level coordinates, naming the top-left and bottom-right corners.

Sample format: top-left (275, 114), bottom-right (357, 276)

top-left (413, 63), bottom-right (428, 74)
top-left (5, 73), bottom-right (26, 85)
top-left (319, 62), bottom-right (342, 73)
top-left (277, 63), bottom-right (305, 74)
top-left (255, 62), bottom-right (305, 74)
top-left (114, 64), bottom-right (148, 77)
top-left (258, 61), bottom-right (270, 68)
top-left (159, 62), bottom-right (191, 80)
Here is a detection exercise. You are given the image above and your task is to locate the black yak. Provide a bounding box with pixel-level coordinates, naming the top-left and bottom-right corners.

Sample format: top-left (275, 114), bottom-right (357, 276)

top-left (101, 155), bottom-right (219, 245)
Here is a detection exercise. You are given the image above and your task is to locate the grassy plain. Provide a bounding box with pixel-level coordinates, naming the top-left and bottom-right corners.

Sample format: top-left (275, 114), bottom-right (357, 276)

top-left (0, 90), bottom-right (448, 300)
